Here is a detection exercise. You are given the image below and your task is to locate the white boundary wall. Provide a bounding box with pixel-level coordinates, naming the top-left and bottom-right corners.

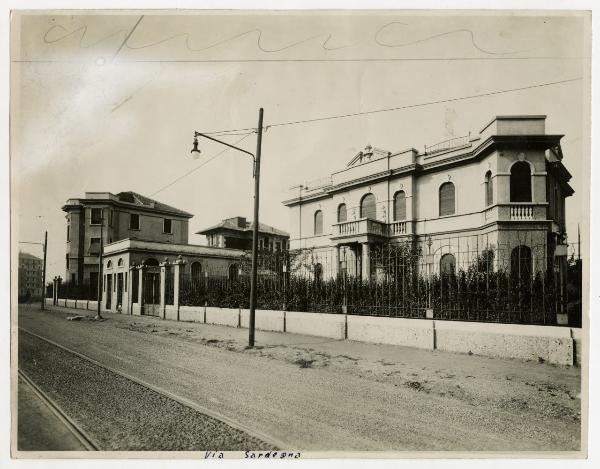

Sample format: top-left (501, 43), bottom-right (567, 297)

top-left (53, 300), bottom-right (582, 366)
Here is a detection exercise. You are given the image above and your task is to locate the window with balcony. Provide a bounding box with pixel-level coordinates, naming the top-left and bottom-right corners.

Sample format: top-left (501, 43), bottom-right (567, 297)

top-left (484, 171), bottom-right (493, 206)
top-left (314, 210), bottom-right (323, 235)
top-left (129, 213), bottom-right (140, 230)
top-left (337, 203), bottom-right (347, 223)
top-left (360, 193), bottom-right (376, 220)
top-left (91, 208), bottom-right (103, 225)
top-left (439, 182), bottom-right (455, 216)
top-left (394, 191), bottom-right (406, 221)
top-left (440, 253), bottom-right (456, 276)
top-left (510, 162), bottom-right (532, 202)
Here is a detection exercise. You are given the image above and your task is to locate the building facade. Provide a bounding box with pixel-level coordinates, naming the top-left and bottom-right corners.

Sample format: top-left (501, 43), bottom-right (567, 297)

top-left (283, 116), bottom-right (573, 283)
top-left (196, 216), bottom-right (289, 252)
top-left (62, 191), bottom-right (193, 285)
top-left (100, 239), bottom-right (245, 315)
top-left (18, 252), bottom-right (43, 300)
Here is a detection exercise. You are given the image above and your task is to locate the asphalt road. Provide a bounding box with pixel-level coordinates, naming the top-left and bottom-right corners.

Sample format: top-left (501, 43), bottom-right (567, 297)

top-left (17, 305), bottom-right (581, 452)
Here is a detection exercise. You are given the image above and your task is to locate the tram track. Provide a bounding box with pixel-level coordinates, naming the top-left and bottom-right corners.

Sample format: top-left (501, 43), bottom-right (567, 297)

top-left (18, 327), bottom-right (285, 451)
top-left (18, 368), bottom-right (100, 451)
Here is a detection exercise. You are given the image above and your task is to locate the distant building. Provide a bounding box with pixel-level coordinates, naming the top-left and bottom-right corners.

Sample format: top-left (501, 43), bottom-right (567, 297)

top-left (18, 252), bottom-right (43, 299)
top-left (196, 216), bottom-right (290, 252)
top-left (62, 191), bottom-right (193, 285)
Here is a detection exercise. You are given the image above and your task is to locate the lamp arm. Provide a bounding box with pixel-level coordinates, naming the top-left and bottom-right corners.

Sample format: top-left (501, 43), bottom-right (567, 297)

top-left (194, 131), bottom-right (255, 162)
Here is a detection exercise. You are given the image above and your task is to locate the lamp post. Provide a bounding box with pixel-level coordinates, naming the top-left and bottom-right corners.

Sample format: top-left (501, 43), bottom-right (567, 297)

top-left (192, 108), bottom-right (263, 348)
top-left (96, 211), bottom-right (104, 320)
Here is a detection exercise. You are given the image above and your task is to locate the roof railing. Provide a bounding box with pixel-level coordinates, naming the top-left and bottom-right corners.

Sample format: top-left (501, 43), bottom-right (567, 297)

top-left (424, 134), bottom-right (471, 155)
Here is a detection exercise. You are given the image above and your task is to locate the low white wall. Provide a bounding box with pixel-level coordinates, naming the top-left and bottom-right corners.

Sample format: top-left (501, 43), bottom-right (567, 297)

top-left (240, 309), bottom-right (285, 332)
top-left (285, 311), bottom-right (345, 339)
top-left (179, 306), bottom-right (204, 323)
top-left (434, 320), bottom-right (574, 366)
top-left (205, 307), bottom-right (240, 328)
top-left (165, 306), bottom-right (178, 321)
top-left (131, 303), bottom-right (141, 316)
top-left (87, 300), bottom-right (98, 311)
top-left (348, 316), bottom-right (434, 350)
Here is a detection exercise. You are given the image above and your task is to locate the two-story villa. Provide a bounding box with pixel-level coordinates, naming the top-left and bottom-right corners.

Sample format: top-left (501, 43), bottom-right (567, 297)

top-left (283, 116), bottom-right (573, 283)
top-left (62, 191), bottom-right (193, 285)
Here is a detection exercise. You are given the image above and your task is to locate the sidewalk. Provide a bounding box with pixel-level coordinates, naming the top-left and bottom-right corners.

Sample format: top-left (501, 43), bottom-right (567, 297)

top-left (41, 304), bottom-right (581, 425)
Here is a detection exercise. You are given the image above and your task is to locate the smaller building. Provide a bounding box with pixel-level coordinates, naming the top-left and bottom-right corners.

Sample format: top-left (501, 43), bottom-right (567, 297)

top-left (100, 239), bottom-right (246, 316)
top-left (18, 252), bottom-right (43, 300)
top-left (196, 216), bottom-right (289, 252)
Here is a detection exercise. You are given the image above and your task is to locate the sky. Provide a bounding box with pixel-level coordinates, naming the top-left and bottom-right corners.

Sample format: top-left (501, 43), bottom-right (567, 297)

top-left (11, 11), bottom-right (590, 280)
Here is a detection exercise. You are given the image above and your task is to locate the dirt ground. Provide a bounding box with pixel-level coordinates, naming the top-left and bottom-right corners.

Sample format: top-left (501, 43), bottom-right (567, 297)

top-left (18, 305), bottom-right (582, 452)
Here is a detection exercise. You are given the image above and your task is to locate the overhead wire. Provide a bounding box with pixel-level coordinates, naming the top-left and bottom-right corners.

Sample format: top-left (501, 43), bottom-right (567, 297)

top-left (201, 77), bottom-right (582, 135)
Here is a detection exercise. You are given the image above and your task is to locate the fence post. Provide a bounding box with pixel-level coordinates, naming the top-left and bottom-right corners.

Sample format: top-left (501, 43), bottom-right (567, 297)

top-left (173, 256), bottom-right (185, 321)
top-left (159, 259), bottom-right (168, 320)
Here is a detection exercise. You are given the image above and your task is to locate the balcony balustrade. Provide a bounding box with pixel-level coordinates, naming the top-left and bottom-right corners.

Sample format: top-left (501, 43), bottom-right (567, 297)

top-left (332, 218), bottom-right (410, 240)
top-left (509, 204), bottom-right (534, 221)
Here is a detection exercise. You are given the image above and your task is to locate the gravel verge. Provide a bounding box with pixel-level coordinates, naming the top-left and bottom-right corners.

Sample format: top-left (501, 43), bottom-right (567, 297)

top-left (19, 332), bottom-right (275, 451)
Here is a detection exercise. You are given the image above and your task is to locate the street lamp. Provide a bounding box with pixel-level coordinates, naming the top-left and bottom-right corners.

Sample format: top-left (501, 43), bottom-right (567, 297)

top-left (192, 108), bottom-right (264, 348)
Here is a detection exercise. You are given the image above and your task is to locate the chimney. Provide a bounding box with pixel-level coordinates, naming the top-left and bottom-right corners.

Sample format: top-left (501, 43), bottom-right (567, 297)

top-left (236, 217), bottom-right (247, 228)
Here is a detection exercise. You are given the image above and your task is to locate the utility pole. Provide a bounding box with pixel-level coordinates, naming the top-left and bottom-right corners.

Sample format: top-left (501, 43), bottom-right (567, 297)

top-left (41, 231), bottom-right (47, 310)
top-left (248, 108), bottom-right (264, 348)
top-left (192, 108), bottom-right (263, 348)
top-left (96, 211), bottom-right (104, 320)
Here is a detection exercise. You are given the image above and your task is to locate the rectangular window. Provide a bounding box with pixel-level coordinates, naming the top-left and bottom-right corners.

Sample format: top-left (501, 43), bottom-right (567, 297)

top-left (103, 275), bottom-right (106, 292)
top-left (65, 255), bottom-right (69, 269)
top-left (129, 213), bottom-right (140, 230)
top-left (67, 225), bottom-right (70, 242)
top-left (125, 272), bottom-right (128, 292)
top-left (163, 218), bottom-right (172, 234)
top-left (91, 208), bottom-right (103, 225)
top-left (275, 241), bottom-right (281, 252)
top-left (108, 209), bottom-right (113, 227)
top-left (89, 237), bottom-right (101, 255)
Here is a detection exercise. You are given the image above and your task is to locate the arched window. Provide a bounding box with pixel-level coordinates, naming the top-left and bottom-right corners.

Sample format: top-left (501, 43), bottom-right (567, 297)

top-left (439, 182), bottom-right (455, 216)
top-left (314, 263), bottom-right (323, 283)
top-left (360, 193), bottom-right (376, 220)
top-left (510, 162), bottom-right (532, 202)
top-left (228, 264), bottom-right (239, 281)
top-left (337, 204), bottom-right (347, 223)
top-left (393, 191), bottom-right (406, 221)
top-left (106, 260), bottom-right (112, 269)
top-left (117, 258), bottom-right (124, 267)
top-left (314, 210), bottom-right (323, 235)
top-left (511, 245), bottom-right (532, 282)
top-left (191, 262), bottom-right (202, 283)
top-left (484, 171), bottom-right (493, 206)
top-left (440, 253), bottom-right (456, 276)
top-left (478, 249), bottom-right (494, 273)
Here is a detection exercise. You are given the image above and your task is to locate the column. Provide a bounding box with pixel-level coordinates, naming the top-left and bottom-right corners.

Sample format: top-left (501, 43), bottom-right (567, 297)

top-left (361, 243), bottom-right (371, 282)
top-left (138, 265), bottom-right (145, 314)
top-left (159, 260), bottom-right (168, 319)
top-left (173, 256), bottom-right (185, 319)
top-left (127, 265), bottom-right (135, 314)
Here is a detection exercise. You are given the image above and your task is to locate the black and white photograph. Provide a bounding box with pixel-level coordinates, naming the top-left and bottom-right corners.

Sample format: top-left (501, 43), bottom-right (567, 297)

top-left (6, 2), bottom-right (595, 462)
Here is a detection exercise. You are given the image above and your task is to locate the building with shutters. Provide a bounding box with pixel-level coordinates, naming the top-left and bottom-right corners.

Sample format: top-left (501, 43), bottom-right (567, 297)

top-left (282, 115), bottom-right (574, 283)
top-left (18, 252), bottom-right (44, 300)
top-left (62, 191), bottom-right (193, 285)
